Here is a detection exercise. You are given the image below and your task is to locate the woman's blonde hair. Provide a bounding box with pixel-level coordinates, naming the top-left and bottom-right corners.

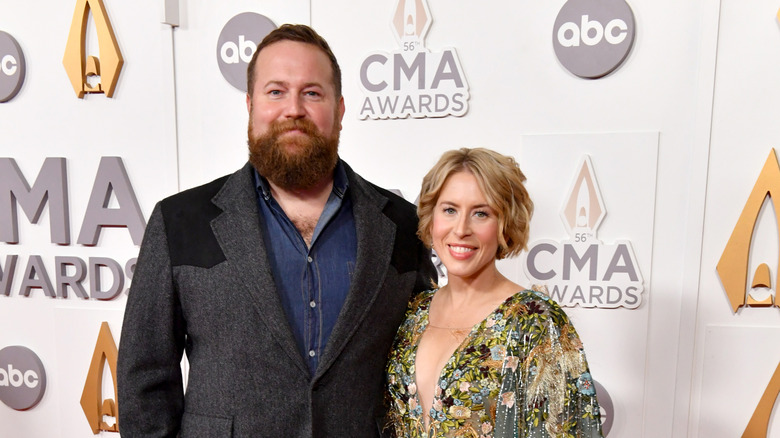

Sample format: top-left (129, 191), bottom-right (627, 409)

top-left (417, 148), bottom-right (534, 260)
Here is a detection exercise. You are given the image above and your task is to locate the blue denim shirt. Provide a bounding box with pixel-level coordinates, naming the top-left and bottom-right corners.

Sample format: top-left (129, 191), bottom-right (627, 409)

top-left (254, 161), bottom-right (357, 374)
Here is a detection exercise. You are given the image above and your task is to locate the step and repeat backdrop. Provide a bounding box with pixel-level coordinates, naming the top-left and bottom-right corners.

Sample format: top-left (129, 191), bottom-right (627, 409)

top-left (1, 0), bottom-right (779, 437)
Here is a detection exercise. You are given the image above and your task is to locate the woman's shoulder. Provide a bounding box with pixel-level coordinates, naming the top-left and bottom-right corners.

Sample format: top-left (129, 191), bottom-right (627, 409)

top-left (406, 288), bottom-right (437, 313)
top-left (506, 287), bottom-right (573, 327)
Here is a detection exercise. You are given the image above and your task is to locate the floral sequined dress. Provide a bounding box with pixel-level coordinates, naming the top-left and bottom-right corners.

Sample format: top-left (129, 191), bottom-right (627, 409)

top-left (386, 289), bottom-right (603, 438)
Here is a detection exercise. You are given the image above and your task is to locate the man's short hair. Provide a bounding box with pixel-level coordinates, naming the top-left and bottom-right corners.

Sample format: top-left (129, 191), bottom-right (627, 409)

top-left (417, 148), bottom-right (534, 260)
top-left (246, 24), bottom-right (342, 99)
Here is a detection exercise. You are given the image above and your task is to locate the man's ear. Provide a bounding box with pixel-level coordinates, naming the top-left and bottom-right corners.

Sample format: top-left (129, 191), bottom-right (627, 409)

top-left (338, 96), bottom-right (345, 130)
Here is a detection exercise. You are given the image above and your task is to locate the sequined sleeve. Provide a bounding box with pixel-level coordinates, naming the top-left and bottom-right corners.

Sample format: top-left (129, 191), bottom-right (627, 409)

top-left (494, 290), bottom-right (603, 438)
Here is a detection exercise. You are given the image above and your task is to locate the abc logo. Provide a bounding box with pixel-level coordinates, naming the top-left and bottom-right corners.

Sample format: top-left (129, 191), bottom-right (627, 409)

top-left (0, 364), bottom-right (39, 388)
top-left (557, 15), bottom-right (628, 47)
top-left (0, 30), bottom-right (25, 102)
top-left (594, 380), bottom-right (614, 435)
top-left (553, 0), bottom-right (635, 79)
top-left (0, 346), bottom-right (47, 411)
top-left (2, 54), bottom-right (18, 76)
top-left (220, 35), bottom-right (257, 65)
top-left (216, 13), bottom-right (277, 92)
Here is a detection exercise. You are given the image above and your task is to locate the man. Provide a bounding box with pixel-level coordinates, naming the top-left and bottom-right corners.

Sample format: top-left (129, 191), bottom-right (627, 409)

top-left (117, 24), bottom-right (435, 437)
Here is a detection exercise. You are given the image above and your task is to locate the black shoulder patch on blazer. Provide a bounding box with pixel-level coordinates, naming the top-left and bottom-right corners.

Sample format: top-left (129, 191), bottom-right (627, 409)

top-left (372, 184), bottom-right (421, 275)
top-left (160, 175), bottom-right (230, 268)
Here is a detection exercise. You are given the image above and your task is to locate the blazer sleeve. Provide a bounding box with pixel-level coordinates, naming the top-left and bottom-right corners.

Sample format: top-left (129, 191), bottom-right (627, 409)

top-left (413, 239), bottom-right (437, 294)
top-left (117, 202), bottom-right (186, 437)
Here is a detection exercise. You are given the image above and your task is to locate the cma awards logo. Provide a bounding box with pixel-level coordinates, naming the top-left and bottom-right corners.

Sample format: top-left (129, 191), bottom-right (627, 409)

top-left (63, 0), bottom-right (123, 98)
top-left (553, 0), bottom-right (635, 79)
top-left (358, 0), bottom-right (470, 119)
top-left (716, 149), bottom-right (780, 438)
top-left (523, 156), bottom-right (644, 309)
top-left (80, 322), bottom-right (119, 434)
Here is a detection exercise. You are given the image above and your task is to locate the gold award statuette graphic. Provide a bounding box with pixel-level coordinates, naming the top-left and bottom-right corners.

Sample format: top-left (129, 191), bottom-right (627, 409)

top-left (63, 0), bottom-right (123, 98)
top-left (81, 322), bottom-right (119, 434)
top-left (743, 361), bottom-right (780, 438)
top-left (716, 149), bottom-right (780, 437)
top-left (717, 149), bottom-right (780, 311)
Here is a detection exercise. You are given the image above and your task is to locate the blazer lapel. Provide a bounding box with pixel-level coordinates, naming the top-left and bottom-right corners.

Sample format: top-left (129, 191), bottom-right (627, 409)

top-left (209, 163), bottom-right (308, 375)
top-left (315, 166), bottom-right (396, 378)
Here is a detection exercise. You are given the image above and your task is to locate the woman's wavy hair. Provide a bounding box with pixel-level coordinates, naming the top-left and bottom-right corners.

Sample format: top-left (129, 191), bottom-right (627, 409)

top-left (417, 148), bottom-right (534, 260)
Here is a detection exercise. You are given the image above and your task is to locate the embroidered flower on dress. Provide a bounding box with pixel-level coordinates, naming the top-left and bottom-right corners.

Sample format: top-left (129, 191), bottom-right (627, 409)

top-left (500, 391), bottom-right (516, 408)
top-left (450, 405), bottom-right (472, 420)
top-left (490, 345), bottom-right (507, 361)
top-left (481, 421), bottom-right (493, 433)
top-left (504, 355), bottom-right (519, 372)
top-left (409, 397), bottom-right (422, 417)
top-left (408, 382), bottom-right (417, 395)
top-left (460, 381), bottom-right (471, 392)
top-left (526, 300), bottom-right (544, 315)
top-left (577, 372), bottom-right (596, 396)
top-left (433, 398), bottom-right (443, 412)
top-left (395, 398), bottom-right (406, 415)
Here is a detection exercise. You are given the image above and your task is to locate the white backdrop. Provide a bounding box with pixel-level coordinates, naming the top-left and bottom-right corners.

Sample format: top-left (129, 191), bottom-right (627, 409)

top-left (0, 0), bottom-right (779, 437)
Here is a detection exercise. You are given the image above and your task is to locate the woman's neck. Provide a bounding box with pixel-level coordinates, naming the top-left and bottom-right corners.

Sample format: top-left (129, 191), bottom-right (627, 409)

top-left (445, 264), bottom-right (508, 299)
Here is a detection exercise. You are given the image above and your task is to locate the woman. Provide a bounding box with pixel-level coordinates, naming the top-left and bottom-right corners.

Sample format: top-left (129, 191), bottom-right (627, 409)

top-left (386, 148), bottom-right (603, 437)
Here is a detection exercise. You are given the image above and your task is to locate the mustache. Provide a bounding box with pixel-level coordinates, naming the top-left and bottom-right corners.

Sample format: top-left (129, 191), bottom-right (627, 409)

top-left (265, 118), bottom-right (319, 138)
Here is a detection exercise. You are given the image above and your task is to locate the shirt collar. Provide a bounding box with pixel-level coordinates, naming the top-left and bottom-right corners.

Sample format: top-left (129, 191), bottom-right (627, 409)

top-left (254, 159), bottom-right (349, 201)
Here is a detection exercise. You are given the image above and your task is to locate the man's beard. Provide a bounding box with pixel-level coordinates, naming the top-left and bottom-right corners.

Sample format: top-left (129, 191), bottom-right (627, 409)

top-left (248, 117), bottom-right (340, 191)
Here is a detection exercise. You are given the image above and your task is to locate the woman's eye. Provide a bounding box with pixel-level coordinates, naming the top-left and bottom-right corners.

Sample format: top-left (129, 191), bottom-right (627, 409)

top-left (443, 207), bottom-right (456, 215)
top-left (474, 210), bottom-right (489, 218)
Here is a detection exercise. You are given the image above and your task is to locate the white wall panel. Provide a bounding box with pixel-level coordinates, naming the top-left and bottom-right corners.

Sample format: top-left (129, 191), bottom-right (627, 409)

top-left (0, 0), bottom-right (178, 436)
top-left (693, 0), bottom-right (780, 436)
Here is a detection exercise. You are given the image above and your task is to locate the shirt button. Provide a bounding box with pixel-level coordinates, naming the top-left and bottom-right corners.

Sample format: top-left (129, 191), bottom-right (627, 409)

top-left (309, 301), bottom-right (316, 308)
top-left (307, 256), bottom-right (313, 263)
top-left (308, 350), bottom-right (316, 357)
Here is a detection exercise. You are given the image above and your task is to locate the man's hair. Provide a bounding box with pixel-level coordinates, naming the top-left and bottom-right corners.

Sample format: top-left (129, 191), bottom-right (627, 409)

top-left (417, 148), bottom-right (534, 260)
top-left (246, 24), bottom-right (342, 99)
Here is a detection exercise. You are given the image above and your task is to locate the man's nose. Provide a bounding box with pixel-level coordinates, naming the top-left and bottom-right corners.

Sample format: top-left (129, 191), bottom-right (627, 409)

top-left (283, 95), bottom-right (305, 118)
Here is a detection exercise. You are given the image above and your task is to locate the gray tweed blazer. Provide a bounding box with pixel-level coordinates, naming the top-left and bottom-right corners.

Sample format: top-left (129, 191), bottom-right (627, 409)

top-left (117, 161), bottom-right (435, 437)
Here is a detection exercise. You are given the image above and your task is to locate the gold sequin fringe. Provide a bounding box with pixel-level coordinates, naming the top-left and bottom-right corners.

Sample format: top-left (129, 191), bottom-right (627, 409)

top-left (524, 320), bottom-right (586, 437)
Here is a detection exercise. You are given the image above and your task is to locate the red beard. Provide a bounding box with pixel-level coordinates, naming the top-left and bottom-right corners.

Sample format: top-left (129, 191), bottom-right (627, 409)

top-left (248, 117), bottom-right (340, 191)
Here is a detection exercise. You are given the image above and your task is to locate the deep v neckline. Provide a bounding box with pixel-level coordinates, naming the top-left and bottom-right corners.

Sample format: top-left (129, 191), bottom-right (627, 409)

top-left (410, 291), bottom-right (519, 428)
